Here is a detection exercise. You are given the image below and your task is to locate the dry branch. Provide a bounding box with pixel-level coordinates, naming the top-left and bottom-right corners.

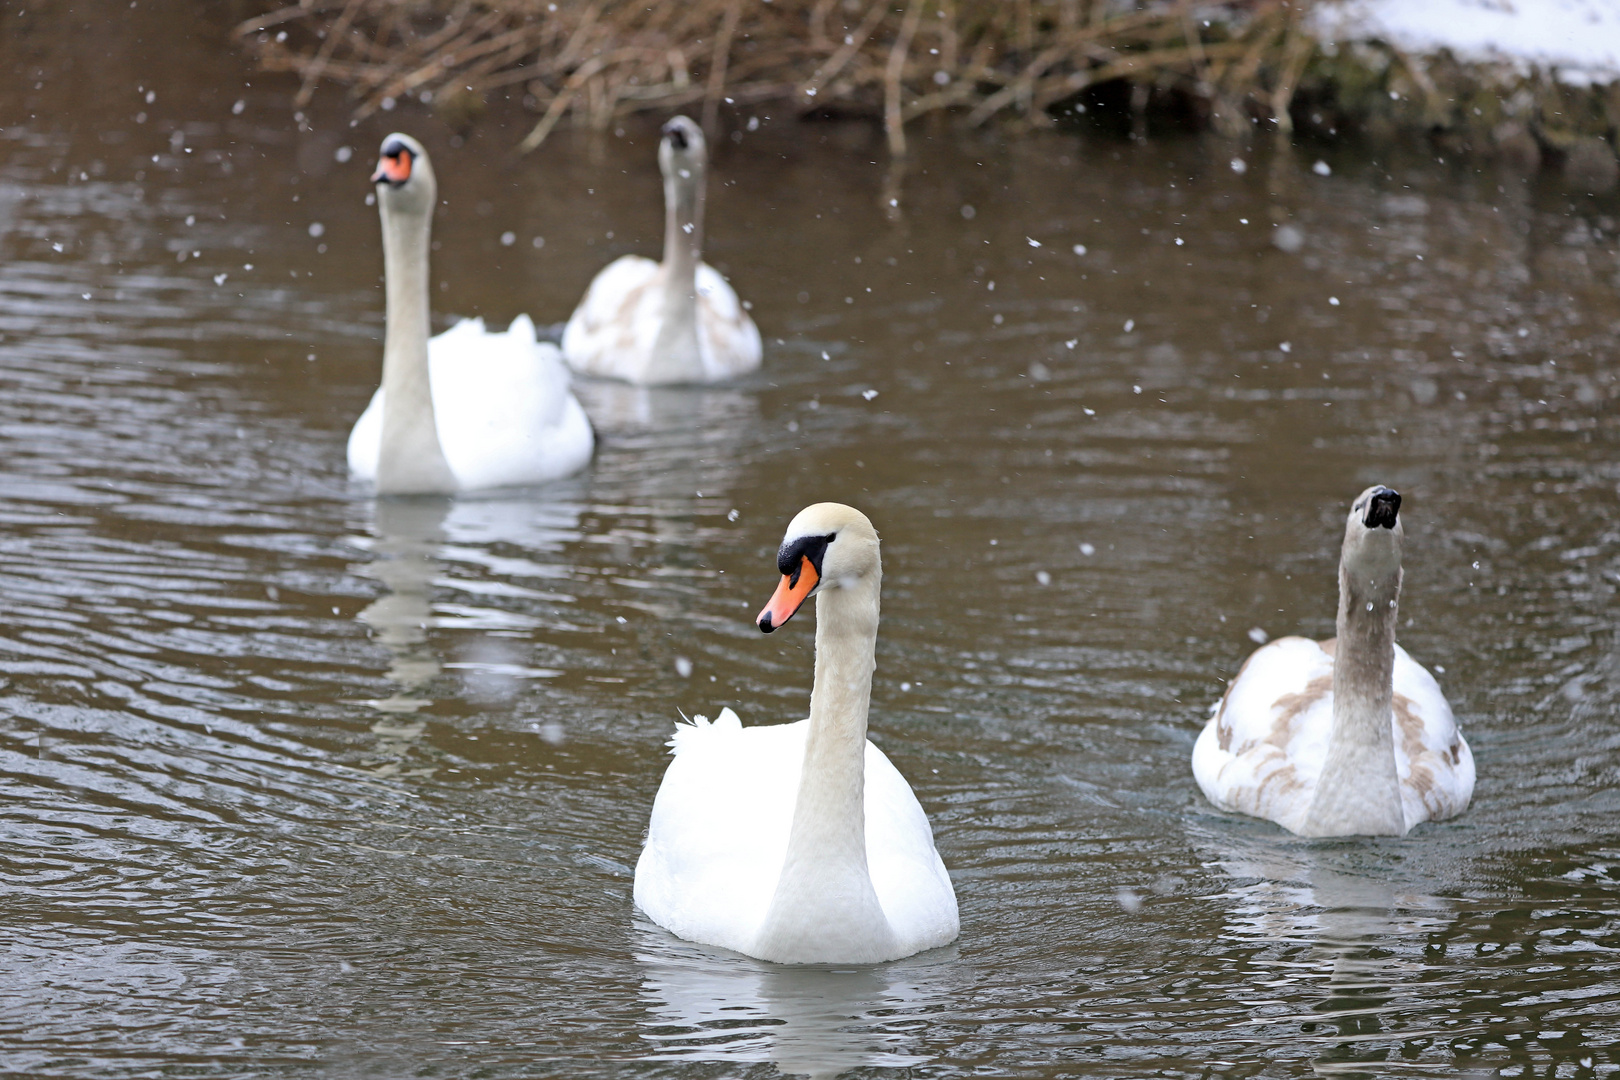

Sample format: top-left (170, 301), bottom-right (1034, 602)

top-left (234, 0), bottom-right (1322, 152)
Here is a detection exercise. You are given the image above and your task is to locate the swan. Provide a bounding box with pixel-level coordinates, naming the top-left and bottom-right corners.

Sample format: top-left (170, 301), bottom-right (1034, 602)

top-left (1192, 486), bottom-right (1475, 837)
top-left (561, 116), bottom-right (762, 384)
top-left (634, 503), bottom-right (959, 963)
top-left (347, 133), bottom-right (594, 494)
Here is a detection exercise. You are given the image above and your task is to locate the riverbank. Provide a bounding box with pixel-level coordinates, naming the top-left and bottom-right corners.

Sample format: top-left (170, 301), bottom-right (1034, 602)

top-left (237, 0), bottom-right (1620, 190)
top-left (1307, 0), bottom-right (1620, 191)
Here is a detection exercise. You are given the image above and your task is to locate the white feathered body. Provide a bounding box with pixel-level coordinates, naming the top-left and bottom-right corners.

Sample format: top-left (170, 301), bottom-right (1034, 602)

top-left (561, 256), bottom-right (762, 384)
top-left (348, 314), bottom-right (594, 490)
top-left (1192, 636), bottom-right (1474, 836)
top-left (635, 709), bottom-right (958, 960)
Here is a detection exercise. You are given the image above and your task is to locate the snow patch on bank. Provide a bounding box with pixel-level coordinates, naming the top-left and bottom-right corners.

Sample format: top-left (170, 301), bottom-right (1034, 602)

top-left (1313, 0), bottom-right (1620, 85)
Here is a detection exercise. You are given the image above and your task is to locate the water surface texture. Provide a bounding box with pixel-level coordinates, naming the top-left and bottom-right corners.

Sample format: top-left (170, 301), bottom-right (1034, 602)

top-left (3, 3), bottom-right (1620, 1077)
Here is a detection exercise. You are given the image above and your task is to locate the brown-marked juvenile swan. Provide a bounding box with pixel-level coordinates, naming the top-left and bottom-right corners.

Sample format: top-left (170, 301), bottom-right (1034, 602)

top-left (635, 504), bottom-right (958, 963)
top-left (1193, 486), bottom-right (1474, 837)
top-left (561, 116), bottom-right (761, 384)
top-left (347, 134), bottom-right (593, 494)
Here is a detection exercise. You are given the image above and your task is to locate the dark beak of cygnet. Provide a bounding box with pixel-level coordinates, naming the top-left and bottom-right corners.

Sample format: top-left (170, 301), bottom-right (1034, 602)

top-left (1364, 487), bottom-right (1401, 529)
top-left (663, 122), bottom-right (689, 151)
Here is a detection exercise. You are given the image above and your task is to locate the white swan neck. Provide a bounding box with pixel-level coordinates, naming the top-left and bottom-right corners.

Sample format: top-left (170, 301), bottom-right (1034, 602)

top-left (663, 163), bottom-right (705, 269)
top-left (377, 198), bottom-right (456, 494)
top-left (1304, 561), bottom-right (1405, 836)
top-left (645, 165), bottom-right (705, 382)
top-left (756, 570), bottom-right (896, 962)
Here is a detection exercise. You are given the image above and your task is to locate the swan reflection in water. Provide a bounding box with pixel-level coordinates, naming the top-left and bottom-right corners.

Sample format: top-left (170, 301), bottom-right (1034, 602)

top-left (1206, 835), bottom-right (1453, 1078)
top-left (353, 494), bottom-right (583, 754)
top-left (570, 379), bottom-right (758, 499)
top-left (356, 497), bottom-right (451, 718)
top-left (571, 380), bottom-right (761, 625)
top-left (634, 919), bottom-right (956, 1078)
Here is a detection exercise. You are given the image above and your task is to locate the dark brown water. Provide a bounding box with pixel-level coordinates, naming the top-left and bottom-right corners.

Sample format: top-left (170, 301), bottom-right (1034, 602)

top-left (4, 3), bottom-right (1620, 1077)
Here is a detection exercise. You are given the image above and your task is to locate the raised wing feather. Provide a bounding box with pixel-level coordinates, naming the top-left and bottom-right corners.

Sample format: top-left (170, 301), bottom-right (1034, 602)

top-left (347, 315), bottom-right (594, 490)
top-left (561, 256), bottom-right (662, 381)
top-left (635, 710), bottom-right (955, 958)
top-left (1391, 646), bottom-right (1475, 825)
top-left (636, 711), bottom-right (800, 955)
top-left (861, 741), bottom-right (959, 954)
top-left (1193, 636), bottom-right (1335, 834)
top-left (430, 315), bottom-right (593, 489)
top-left (695, 263), bottom-right (762, 380)
top-left (562, 257), bottom-right (760, 383)
top-left (1194, 637), bottom-right (1475, 834)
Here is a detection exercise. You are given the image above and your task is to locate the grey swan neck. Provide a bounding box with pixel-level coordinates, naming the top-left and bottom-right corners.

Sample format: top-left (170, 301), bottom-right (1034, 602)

top-left (1303, 558), bottom-right (1406, 836)
top-left (756, 570), bottom-right (897, 963)
top-left (645, 163), bottom-right (706, 383)
top-left (377, 197), bottom-right (457, 494)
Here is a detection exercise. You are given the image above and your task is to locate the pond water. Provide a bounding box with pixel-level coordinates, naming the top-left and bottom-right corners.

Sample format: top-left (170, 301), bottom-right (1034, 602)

top-left (3, 3), bottom-right (1620, 1077)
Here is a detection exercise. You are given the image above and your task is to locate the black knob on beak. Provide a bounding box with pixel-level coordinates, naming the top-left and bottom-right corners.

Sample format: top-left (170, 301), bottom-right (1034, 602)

top-left (1364, 487), bottom-right (1401, 529)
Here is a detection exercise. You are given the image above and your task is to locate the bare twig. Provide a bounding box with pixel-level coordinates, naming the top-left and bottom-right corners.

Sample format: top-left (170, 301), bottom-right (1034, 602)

top-left (1268, 2), bottom-right (1314, 133)
top-left (885, 0), bottom-right (925, 157)
top-left (294, 0), bottom-right (365, 107)
top-left (702, 0), bottom-right (741, 137)
top-left (797, 0), bottom-right (889, 108)
top-left (519, 52), bottom-right (609, 152)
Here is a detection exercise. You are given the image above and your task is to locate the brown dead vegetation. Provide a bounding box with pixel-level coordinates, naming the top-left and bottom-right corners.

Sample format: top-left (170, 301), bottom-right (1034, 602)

top-left (235, 1), bottom-right (1325, 153)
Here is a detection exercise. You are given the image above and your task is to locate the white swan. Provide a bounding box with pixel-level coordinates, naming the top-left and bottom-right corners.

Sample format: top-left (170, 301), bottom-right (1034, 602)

top-left (561, 116), bottom-right (762, 384)
top-left (1193, 486), bottom-right (1475, 837)
top-left (635, 503), bottom-right (959, 964)
top-left (347, 133), bottom-right (594, 494)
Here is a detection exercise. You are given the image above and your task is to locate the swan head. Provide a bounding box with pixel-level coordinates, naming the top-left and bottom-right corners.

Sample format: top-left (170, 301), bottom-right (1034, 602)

top-left (658, 116), bottom-right (706, 182)
top-left (1342, 485), bottom-right (1404, 601)
top-left (757, 503), bottom-right (880, 633)
top-left (371, 133), bottom-right (437, 217)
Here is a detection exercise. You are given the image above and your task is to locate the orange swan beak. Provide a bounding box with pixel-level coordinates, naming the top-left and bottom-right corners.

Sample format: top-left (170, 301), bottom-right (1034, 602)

top-left (371, 151), bottom-right (413, 185)
top-left (756, 558), bottom-right (818, 633)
